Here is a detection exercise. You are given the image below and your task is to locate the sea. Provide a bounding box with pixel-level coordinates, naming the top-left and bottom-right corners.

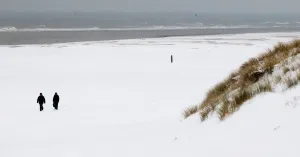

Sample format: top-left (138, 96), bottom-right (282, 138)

top-left (1, 12), bottom-right (300, 45)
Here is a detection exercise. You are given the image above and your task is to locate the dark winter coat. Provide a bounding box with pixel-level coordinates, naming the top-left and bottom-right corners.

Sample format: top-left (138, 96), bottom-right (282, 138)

top-left (37, 96), bottom-right (46, 105)
top-left (53, 94), bottom-right (59, 103)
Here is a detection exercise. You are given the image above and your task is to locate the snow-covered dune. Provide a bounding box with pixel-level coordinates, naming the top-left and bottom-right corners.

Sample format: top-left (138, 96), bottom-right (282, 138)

top-left (1, 33), bottom-right (300, 157)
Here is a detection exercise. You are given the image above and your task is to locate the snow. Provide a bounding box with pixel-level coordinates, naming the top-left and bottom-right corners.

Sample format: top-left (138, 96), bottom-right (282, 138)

top-left (1, 32), bottom-right (300, 156)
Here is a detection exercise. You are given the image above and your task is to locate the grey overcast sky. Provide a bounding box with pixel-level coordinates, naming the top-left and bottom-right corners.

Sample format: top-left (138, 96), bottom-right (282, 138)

top-left (1, 0), bottom-right (300, 13)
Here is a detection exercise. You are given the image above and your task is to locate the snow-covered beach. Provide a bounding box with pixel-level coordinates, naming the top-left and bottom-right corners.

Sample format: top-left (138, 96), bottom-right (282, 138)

top-left (1, 32), bottom-right (300, 156)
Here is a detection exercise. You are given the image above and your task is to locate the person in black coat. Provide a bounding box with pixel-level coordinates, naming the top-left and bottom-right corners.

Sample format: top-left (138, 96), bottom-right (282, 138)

top-left (53, 92), bottom-right (60, 110)
top-left (37, 93), bottom-right (46, 111)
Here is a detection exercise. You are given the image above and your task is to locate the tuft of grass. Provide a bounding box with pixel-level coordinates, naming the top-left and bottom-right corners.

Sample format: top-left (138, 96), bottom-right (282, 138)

top-left (217, 97), bottom-right (231, 120)
top-left (290, 39), bottom-right (300, 48)
top-left (183, 105), bottom-right (199, 119)
top-left (282, 66), bottom-right (290, 74)
top-left (273, 75), bottom-right (282, 84)
top-left (274, 42), bottom-right (291, 53)
top-left (284, 78), bottom-right (298, 89)
top-left (296, 71), bottom-right (300, 81)
top-left (260, 80), bottom-right (273, 92)
top-left (230, 90), bottom-right (252, 112)
top-left (200, 105), bottom-right (214, 121)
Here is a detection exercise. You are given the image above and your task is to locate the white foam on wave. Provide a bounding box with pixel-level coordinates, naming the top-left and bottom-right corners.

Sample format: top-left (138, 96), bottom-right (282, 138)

top-left (0, 27), bottom-right (101, 32)
top-left (0, 25), bottom-right (267, 32)
top-left (0, 27), bottom-right (18, 32)
top-left (275, 22), bottom-right (290, 25)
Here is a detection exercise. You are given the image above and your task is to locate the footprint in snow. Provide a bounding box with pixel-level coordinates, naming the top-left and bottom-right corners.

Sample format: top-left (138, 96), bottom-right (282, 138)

top-left (274, 126), bottom-right (281, 131)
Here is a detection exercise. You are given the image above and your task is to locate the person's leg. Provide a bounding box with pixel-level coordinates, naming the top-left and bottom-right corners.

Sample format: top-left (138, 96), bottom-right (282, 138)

top-left (55, 102), bottom-right (58, 110)
top-left (39, 104), bottom-right (43, 111)
top-left (53, 102), bottom-right (57, 110)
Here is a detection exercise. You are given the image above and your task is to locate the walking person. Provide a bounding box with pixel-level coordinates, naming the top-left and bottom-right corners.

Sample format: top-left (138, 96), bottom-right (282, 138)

top-left (37, 93), bottom-right (46, 111)
top-left (53, 92), bottom-right (60, 110)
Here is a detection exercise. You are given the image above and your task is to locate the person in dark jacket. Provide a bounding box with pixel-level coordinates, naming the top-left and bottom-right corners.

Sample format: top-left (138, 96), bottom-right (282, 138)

top-left (53, 92), bottom-right (60, 110)
top-left (37, 93), bottom-right (46, 111)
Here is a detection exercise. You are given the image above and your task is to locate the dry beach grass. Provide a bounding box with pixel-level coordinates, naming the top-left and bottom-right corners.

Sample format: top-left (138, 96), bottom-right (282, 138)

top-left (184, 39), bottom-right (300, 121)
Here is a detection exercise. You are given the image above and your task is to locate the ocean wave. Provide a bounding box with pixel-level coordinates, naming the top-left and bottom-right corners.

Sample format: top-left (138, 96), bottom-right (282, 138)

top-left (0, 27), bottom-right (18, 32)
top-left (261, 22), bottom-right (292, 25)
top-left (261, 21), bottom-right (272, 24)
top-left (275, 22), bottom-right (290, 25)
top-left (0, 27), bottom-right (101, 32)
top-left (0, 25), bottom-right (278, 32)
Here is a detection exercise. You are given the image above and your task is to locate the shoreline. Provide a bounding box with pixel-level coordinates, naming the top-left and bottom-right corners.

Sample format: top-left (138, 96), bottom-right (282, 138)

top-left (1, 31), bottom-right (300, 47)
top-left (2, 27), bottom-right (300, 45)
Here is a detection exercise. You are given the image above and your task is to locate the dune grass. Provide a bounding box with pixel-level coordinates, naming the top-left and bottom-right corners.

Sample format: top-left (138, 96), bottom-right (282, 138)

top-left (183, 105), bottom-right (199, 119)
top-left (184, 39), bottom-right (300, 121)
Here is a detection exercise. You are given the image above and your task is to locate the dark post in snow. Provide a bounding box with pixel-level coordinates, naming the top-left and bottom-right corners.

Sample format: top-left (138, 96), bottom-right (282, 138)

top-left (171, 55), bottom-right (173, 63)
